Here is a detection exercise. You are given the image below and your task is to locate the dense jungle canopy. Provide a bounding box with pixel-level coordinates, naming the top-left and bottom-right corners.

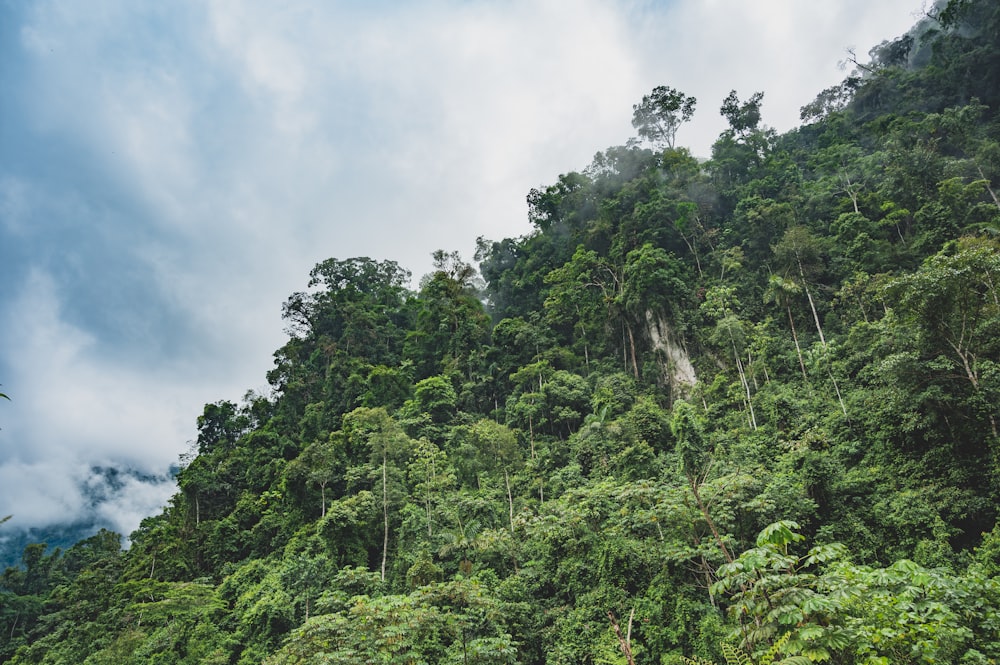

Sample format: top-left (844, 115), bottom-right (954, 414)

top-left (4, 0), bottom-right (1000, 662)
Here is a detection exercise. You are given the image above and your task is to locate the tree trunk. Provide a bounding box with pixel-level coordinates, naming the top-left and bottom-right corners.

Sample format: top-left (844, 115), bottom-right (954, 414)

top-left (426, 489), bottom-right (433, 538)
top-left (728, 332), bottom-right (758, 431)
top-left (528, 412), bottom-right (535, 459)
top-left (626, 321), bottom-right (640, 380)
top-left (575, 303), bottom-right (590, 370)
top-left (804, 282), bottom-right (827, 347)
top-left (505, 469), bottom-right (515, 533)
top-left (427, 457), bottom-right (434, 536)
top-left (381, 451), bottom-right (388, 582)
top-left (797, 259), bottom-right (827, 347)
top-left (679, 230), bottom-right (703, 278)
top-left (828, 366), bottom-right (848, 419)
top-left (840, 169), bottom-right (861, 214)
top-left (608, 610), bottom-right (636, 665)
top-left (977, 163), bottom-right (1000, 212)
top-left (947, 336), bottom-right (1000, 439)
top-left (786, 303), bottom-right (809, 383)
top-left (690, 477), bottom-right (735, 564)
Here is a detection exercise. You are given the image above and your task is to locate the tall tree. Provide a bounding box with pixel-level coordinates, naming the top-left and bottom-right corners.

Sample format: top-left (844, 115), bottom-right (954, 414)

top-left (343, 407), bottom-right (415, 581)
top-left (406, 252), bottom-right (491, 380)
top-left (720, 90), bottom-right (765, 139)
top-left (764, 274), bottom-right (809, 382)
top-left (772, 226), bottom-right (828, 347)
top-left (886, 236), bottom-right (1000, 439)
top-left (632, 86), bottom-right (697, 150)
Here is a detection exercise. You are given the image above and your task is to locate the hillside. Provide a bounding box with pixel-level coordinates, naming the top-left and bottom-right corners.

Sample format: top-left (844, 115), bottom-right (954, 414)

top-left (4, 1), bottom-right (1000, 662)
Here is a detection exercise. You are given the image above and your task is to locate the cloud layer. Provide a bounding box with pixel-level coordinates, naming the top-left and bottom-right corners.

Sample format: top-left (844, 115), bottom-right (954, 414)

top-left (0, 0), bottom-right (922, 538)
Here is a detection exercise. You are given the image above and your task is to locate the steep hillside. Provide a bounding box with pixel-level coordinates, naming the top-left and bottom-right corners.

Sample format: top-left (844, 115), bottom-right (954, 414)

top-left (4, 1), bottom-right (1000, 663)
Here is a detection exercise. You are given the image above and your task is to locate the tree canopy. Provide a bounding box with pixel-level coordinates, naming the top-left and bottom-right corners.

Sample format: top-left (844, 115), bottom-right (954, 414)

top-left (5, 1), bottom-right (1000, 662)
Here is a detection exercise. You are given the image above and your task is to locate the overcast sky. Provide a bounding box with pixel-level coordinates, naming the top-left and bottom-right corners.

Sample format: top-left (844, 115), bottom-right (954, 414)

top-left (0, 0), bottom-right (923, 539)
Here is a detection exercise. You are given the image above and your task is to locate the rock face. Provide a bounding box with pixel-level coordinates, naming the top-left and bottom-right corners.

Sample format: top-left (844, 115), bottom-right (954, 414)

top-left (646, 312), bottom-right (696, 399)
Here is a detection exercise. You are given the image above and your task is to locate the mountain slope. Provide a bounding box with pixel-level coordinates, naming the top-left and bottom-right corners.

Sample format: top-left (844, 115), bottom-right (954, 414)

top-left (4, 1), bottom-right (1000, 662)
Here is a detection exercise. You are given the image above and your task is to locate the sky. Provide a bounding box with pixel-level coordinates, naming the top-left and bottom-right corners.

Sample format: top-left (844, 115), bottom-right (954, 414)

top-left (0, 0), bottom-right (924, 540)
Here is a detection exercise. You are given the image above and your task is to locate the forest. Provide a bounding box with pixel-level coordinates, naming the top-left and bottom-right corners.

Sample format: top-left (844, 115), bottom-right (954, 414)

top-left (3, 0), bottom-right (1000, 662)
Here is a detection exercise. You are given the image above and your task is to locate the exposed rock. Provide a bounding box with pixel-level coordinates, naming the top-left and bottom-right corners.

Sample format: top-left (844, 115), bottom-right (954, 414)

top-left (646, 311), bottom-right (696, 398)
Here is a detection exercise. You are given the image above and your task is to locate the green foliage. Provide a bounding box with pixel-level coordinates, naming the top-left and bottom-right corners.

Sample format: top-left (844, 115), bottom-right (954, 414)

top-left (413, 375), bottom-right (458, 424)
top-left (632, 85), bottom-right (697, 150)
top-left (679, 634), bottom-right (812, 665)
top-left (266, 579), bottom-right (516, 665)
top-left (712, 521), bottom-right (1000, 664)
top-left (11, 5), bottom-right (1000, 662)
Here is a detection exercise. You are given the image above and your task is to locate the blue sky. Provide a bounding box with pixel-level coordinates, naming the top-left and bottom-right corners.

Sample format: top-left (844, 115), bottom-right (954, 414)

top-left (0, 0), bottom-right (923, 538)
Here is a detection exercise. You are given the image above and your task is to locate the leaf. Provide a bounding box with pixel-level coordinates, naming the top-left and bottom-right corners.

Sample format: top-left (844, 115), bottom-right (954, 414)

top-left (758, 632), bottom-right (793, 665)
top-left (800, 646), bottom-right (830, 662)
top-left (756, 521), bottom-right (804, 549)
top-left (803, 543), bottom-right (847, 566)
top-left (721, 641), bottom-right (753, 665)
top-left (795, 625), bottom-right (825, 641)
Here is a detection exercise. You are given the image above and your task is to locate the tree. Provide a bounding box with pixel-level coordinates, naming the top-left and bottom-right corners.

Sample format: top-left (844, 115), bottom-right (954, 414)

top-left (543, 247), bottom-right (609, 369)
top-left (712, 521), bottom-right (848, 659)
top-left (288, 438), bottom-right (341, 518)
top-left (772, 226), bottom-right (828, 348)
top-left (544, 243), bottom-right (690, 381)
top-left (701, 286), bottom-right (759, 430)
top-left (672, 401), bottom-right (735, 566)
top-left (764, 274), bottom-right (808, 382)
top-left (885, 236), bottom-right (1000, 439)
top-left (406, 252), bottom-right (491, 380)
top-left (621, 243), bottom-right (690, 333)
top-left (281, 257), bottom-right (411, 348)
top-left (720, 90), bottom-right (765, 139)
top-left (406, 438), bottom-right (455, 538)
top-left (632, 86), bottom-right (697, 150)
top-left (467, 419), bottom-right (523, 533)
top-left (414, 375), bottom-right (458, 424)
top-left (360, 363), bottom-right (413, 410)
top-left (343, 407), bottom-right (415, 581)
top-left (266, 580), bottom-right (517, 665)
top-left (271, 257), bottom-right (412, 420)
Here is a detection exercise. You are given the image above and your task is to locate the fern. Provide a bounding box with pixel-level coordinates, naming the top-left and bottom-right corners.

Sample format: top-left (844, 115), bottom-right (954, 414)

top-left (756, 633), bottom-right (787, 665)
top-left (721, 642), bottom-right (754, 665)
top-left (682, 633), bottom-right (812, 665)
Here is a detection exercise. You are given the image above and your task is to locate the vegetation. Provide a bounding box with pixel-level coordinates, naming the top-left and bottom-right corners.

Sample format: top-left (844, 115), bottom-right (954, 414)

top-left (4, 1), bottom-right (1000, 661)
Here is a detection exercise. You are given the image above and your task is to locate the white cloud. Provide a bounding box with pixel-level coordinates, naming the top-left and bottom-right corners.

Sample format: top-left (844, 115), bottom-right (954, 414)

top-left (0, 461), bottom-right (85, 526)
top-left (2, 270), bottom-right (188, 465)
top-left (92, 472), bottom-right (177, 539)
top-left (0, 270), bottom-right (201, 527)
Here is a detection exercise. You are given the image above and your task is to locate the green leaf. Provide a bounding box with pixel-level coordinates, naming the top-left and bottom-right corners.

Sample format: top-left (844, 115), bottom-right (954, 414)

top-left (756, 521), bottom-right (804, 548)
